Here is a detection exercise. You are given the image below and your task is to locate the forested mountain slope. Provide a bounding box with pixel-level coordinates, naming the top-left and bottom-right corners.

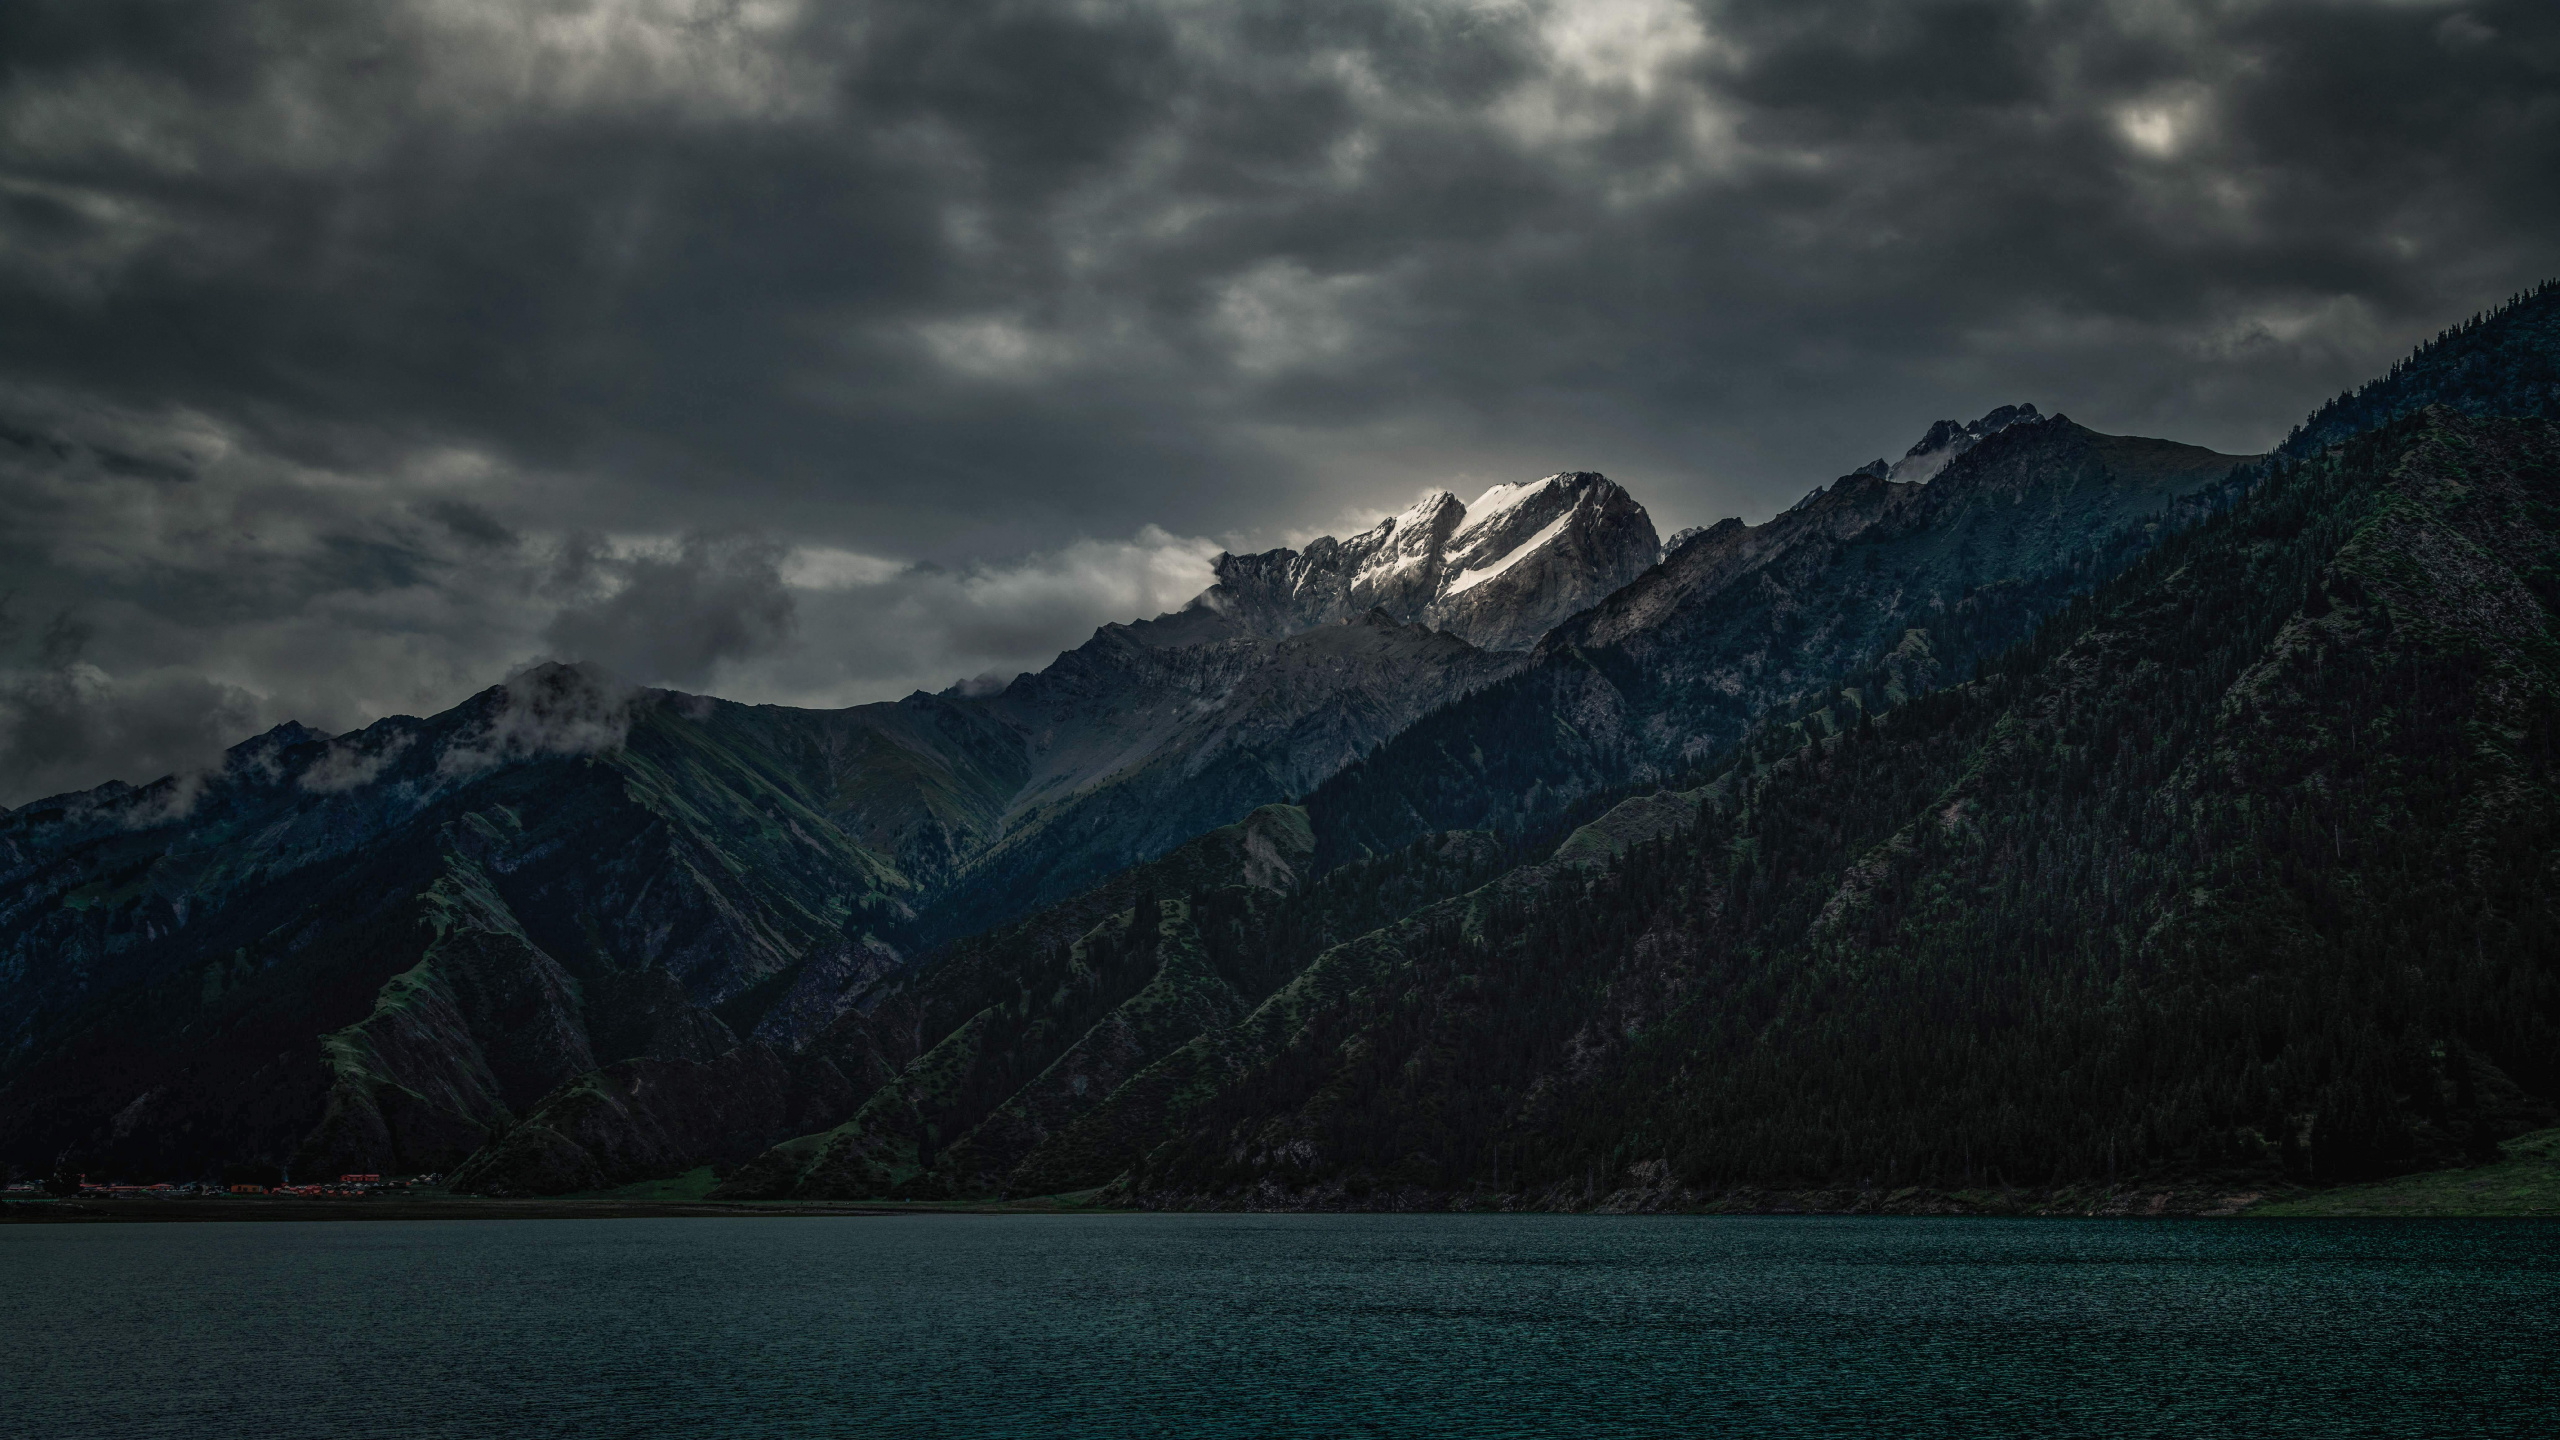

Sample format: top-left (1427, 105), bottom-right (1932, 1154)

top-left (453, 801), bottom-right (1524, 1197)
top-left (16, 288), bottom-right (2553, 1200)
top-left (452, 301), bottom-right (2556, 1205)
top-left (0, 667), bottom-right (915, 1181)
top-left (0, 605), bottom-right (1527, 1182)
top-left (448, 804), bottom-right (1353, 1195)
top-left (909, 612), bottom-right (1521, 944)
top-left (2286, 280), bottom-right (2560, 456)
top-left (1114, 408), bottom-right (2560, 1207)
top-left (700, 799), bottom-right (1690, 1203)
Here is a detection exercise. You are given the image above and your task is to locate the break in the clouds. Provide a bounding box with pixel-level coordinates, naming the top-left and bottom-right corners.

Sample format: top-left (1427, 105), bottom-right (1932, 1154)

top-left (1, 0), bottom-right (2554, 803)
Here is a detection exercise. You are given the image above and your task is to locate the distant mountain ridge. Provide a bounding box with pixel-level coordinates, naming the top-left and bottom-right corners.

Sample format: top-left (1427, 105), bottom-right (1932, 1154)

top-left (1878, 401), bottom-right (2043, 483)
top-left (19, 286), bottom-right (2554, 1198)
top-left (0, 467), bottom-right (1657, 1182)
top-left (497, 405), bottom-right (2268, 1198)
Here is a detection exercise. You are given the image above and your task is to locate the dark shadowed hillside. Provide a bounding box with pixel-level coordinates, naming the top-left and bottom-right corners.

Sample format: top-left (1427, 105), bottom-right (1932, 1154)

top-left (10, 287), bottom-right (2555, 1204)
top-left (699, 287), bottom-right (2560, 1212)
top-left (1115, 408), bottom-right (2560, 1209)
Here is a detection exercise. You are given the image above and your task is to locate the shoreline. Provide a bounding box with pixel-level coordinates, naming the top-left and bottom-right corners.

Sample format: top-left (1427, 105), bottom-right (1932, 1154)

top-left (11, 1130), bottom-right (2553, 1224)
top-left (7, 1189), bottom-right (2555, 1225)
top-left (0, 1195), bottom-right (1079, 1224)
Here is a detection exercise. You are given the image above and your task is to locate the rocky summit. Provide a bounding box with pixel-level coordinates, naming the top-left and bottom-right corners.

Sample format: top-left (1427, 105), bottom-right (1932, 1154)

top-left (1184, 471), bottom-right (1661, 652)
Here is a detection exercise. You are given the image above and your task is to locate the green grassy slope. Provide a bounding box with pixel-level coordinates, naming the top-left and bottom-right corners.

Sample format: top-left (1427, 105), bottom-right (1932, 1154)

top-left (2251, 1130), bottom-right (2560, 1217)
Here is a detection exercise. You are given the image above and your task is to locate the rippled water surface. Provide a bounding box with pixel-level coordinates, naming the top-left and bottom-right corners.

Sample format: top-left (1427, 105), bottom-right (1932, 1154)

top-left (6, 1214), bottom-right (2557, 1437)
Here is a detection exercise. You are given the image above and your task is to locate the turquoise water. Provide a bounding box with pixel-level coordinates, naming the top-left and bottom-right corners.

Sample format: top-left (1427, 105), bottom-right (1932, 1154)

top-left (5, 1215), bottom-right (2555, 1436)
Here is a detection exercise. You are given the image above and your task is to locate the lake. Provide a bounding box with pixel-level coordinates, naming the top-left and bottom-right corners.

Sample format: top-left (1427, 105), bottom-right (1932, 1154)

top-left (5, 1215), bottom-right (2555, 1436)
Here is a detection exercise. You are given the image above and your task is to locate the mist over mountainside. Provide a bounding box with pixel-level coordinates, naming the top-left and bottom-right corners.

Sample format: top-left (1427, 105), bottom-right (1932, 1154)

top-left (5, 284), bottom-right (2555, 1198)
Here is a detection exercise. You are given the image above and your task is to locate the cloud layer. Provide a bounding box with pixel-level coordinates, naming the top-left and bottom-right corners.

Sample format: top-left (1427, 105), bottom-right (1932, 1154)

top-left (1, 0), bottom-right (2553, 801)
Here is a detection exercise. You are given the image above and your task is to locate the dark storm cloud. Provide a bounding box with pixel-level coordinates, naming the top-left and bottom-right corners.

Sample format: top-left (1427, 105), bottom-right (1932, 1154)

top-left (0, 597), bottom-right (263, 807)
top-left (0, 0), bottom-right (2552, 801)
top-left (542, 534), bottom-right (797, 688)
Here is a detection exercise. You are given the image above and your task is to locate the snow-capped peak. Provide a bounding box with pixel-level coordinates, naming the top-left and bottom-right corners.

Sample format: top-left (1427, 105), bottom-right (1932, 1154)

top-left (1326, 489), bottom-right (1465, 594)
top-left (1427, 472), bottom-right (1656, 649)
top-left (1188, 470), bottom-right (1658, 652)
top-left (1381, 489), bottom-right (1465, 554)
top-left (1456, 475), bottom-right (1558, 540)
top-left (1399, 489), bottom-right (1464, 527)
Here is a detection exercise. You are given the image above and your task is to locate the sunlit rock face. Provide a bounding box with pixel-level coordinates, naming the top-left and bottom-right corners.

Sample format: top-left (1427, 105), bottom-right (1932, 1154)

top-left (1178, 472), bottom-right (1662, 652)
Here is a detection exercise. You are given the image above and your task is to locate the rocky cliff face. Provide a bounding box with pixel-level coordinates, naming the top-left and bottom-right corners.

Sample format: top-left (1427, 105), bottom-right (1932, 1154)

top-left (1182, 472), bottom-right (1660, 651)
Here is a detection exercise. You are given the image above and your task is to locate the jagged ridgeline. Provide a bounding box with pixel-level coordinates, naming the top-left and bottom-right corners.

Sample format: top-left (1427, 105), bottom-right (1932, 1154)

top-left (0, 469), bottom-right (1644, 1183)
top-left (1299, 410), bottom-right (2257, 868)
top-left (703, 286), bottom-right (2560, 1209)
top-left (5, 284), bottom-right (2555, 1200)
top-left (0, 671), bottom-right (920, 1182)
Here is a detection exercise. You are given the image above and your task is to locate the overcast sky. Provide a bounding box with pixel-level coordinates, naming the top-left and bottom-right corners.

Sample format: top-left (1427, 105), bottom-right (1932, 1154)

top-left (3, 0), bottom-right (2554, 804)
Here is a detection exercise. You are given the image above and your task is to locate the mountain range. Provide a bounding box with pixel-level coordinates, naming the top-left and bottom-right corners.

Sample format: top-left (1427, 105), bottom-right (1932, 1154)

top-left (4, 281), bottom-right (2555, 1208)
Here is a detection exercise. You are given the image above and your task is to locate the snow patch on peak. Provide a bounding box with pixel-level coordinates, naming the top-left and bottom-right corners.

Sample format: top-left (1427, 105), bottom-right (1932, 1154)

top-left (1347, 489), bottom-right (1463, 550)
top-left (1446, 506), bottom-right (1576, 596)
top-left (1338, 488), bottom-right (1464, 592)
top-left (1458, 475), bottom-right (1557, 538)
top-left (1396, 489), bottom-right (1464, 527)
top-left (1166, 467), bottom-right (1654, 652)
